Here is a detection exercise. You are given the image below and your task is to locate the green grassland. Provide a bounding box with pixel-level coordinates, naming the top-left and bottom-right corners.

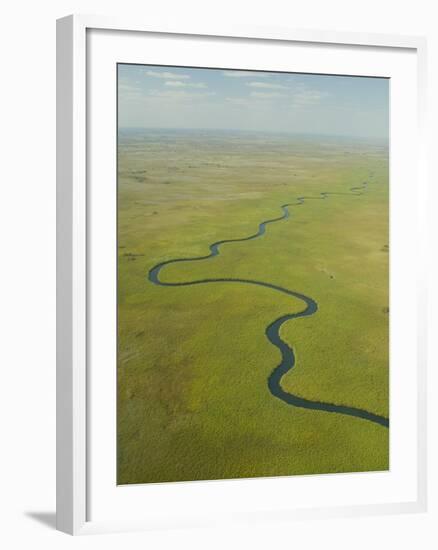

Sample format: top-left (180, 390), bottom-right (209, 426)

top-left (117, 129), bottom-right (389, 484)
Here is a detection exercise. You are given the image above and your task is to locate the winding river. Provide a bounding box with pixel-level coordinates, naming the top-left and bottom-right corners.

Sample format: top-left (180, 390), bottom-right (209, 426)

top-left (148, 181), bottom-right (389, 429)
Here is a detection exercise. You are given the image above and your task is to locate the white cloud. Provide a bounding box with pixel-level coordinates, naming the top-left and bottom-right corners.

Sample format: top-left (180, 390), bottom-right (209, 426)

top-left (165, 81), bottom-right (207, 89)
top-left (222, 70), bottom-right (270, 78)
top-left (147, 89), bottom-right (215, 101)
top-left (250, 91), bottom-right (287, 99)
top-left (247, 82), bottom-right (288, 90)
top-left (225, 97), bottom-right (250, 106)
top-left (118, 81), bottom-right (143, 100)
top-left (291, 89), bottom-right (328, 106)
top-left (145, 70), bottom-right (190, 80)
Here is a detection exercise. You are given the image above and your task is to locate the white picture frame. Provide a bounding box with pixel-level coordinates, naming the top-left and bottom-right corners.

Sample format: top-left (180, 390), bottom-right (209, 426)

top-left (56, 14), bottom-right (428, 535)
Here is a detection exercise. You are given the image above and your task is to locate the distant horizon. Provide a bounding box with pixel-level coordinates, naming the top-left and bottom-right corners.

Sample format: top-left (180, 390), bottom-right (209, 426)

top-left (118, 126), bottom-right (389, 143)
top-left (118, 64), bottom-right (389, 141)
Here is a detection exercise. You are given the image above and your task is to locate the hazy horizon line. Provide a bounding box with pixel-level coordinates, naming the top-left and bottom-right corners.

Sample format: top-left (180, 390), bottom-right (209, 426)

top-left (118, 126), bottom-right (389, 143)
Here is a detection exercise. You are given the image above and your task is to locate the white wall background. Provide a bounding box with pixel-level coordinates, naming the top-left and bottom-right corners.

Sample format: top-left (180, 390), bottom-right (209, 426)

top-left (0, 0), bottom-right (436, 548)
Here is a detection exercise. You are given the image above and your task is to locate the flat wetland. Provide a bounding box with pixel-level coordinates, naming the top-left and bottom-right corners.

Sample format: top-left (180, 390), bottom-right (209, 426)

top-left (117, 128), bottom-right (389, 484)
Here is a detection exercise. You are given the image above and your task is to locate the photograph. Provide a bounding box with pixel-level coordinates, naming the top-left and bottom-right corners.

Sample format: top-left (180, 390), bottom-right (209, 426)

top-left (116, 63), bottom-right (389, 485)
top-left (0, 0), bottom-right (432, 543)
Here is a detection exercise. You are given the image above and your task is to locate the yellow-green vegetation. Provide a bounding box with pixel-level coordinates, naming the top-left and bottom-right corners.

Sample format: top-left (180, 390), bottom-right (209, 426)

top-left (117, 129), bottom-right (389, 485)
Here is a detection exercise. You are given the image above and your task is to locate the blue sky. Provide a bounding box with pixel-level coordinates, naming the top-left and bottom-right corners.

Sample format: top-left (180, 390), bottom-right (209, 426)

top-left (118, 64), bottom-right (389, 140)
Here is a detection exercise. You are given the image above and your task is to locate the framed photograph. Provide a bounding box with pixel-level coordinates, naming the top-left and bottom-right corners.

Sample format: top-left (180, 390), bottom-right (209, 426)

top-left (57, 15), bottom-right (427, 535)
